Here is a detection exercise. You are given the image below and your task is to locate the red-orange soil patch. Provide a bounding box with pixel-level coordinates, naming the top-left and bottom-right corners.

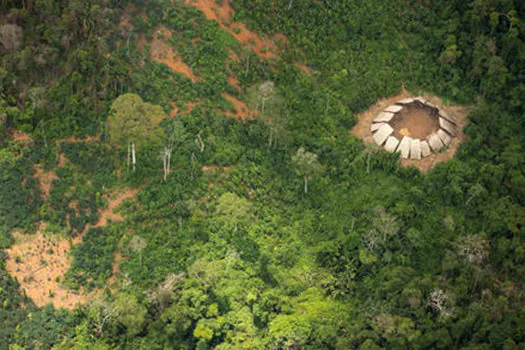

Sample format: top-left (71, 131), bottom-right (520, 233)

top-left (82, 188), bottom-right (140, 237)
top-left (350, 88), bottom-right (469, 173)
top-left (228, 76), bottom-right (241, 92)
top-left (138, 33), bottom-right (147, 51)
top-left (185, 0), bottom-right (279, 60)
top-left (200, 165), bottom-right (235, 172)
top-left (229, 49), bottom-right (240, 62)
top-left (150, 27), bottom-right (198, 82)
top-left (6, 223), bottom-right (98, 309)
top-left (191, 36), bottom-right (201, 46)
top-left (56, 134), bottom-right (100, 144)
top-left (295, 62), bottom-right (311, 76)
top-left (11, 129), bottom-right (33, 143)
top-left (57, 152), bottom-right (67, 167)
top-left (222, 93), bottom-right (255, 119)
top-left (170, 101), bottom-right (200, 117)
top-left (6, 189), bottom-right (139, 309)
top-left (33, 165), bottom-right (58, 199)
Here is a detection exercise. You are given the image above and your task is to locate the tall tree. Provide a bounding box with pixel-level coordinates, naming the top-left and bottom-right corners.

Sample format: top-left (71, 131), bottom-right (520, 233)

top-left (291, 147), bottom-right (323, 194)
top-left (160, 118), bottom-right (187, 181)
top-left (107, 93), bottom-right (165, 171)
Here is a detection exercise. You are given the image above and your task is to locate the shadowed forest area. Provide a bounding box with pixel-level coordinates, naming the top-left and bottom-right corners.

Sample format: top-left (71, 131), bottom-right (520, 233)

top-left (1, 0), bottom-right (525, 349)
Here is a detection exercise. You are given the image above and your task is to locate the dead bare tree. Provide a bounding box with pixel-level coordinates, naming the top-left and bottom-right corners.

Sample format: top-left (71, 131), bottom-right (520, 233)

top-left (147, 273), bottom-right (185, 310)
top-left (161, 118), bottom-right (187, 181)
top-left (195, 132), bottom-right (205, 152)
top-left (428, 289), bottom-right (454, 318)
top-left (89, 299), bottom-right (117, 336)
top-left (456, 234), bottom-right (489, 267)
top-left (0, 24), bottom-right (22, 52)
top-left (129, 235), bottom-right (147, 267)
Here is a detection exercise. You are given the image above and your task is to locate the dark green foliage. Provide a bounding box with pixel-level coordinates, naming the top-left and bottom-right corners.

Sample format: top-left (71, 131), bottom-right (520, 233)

top-left (44, 166), bottom-right (100, 236)
top-left (0, 251), bottom-right (29, 349)
top-left (65, 227), bottom-right (120, 290)
top-left (1, 0), bottom-right (525, 349)
top-left (0, 152), bottom-right (41, 236)
top-left (12, 305), bottom-right (79, 350)
top-left (60, 142), bottom-right (115, 177)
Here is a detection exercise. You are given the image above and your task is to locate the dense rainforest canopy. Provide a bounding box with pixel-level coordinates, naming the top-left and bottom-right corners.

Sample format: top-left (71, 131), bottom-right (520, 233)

top-left (1, 0), bottom-right (525, 349)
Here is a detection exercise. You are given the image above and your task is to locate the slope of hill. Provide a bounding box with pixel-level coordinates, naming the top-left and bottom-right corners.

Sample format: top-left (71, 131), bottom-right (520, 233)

top-left (1, 0), bottom-right (525, 349)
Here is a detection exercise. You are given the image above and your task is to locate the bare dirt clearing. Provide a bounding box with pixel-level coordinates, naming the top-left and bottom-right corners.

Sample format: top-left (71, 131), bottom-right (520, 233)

top-left (390, 104), bottom-right (439, 139)
top-left (351, 89), bottom-right (469, 173)
top-left (6, 223), bottom-right (97, 309)
top-left (6, 189), bottom-right (139, 309)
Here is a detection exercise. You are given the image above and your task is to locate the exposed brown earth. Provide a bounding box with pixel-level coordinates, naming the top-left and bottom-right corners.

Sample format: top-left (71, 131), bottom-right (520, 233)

top-left (390, 104), bottom-right (439, 139)
top-left (33, 165), bottom-right (58, 199)
top-left (6, 189), bottom-right (139, 309)
top-left (170, 101), bottom-right (200, 117)
top-left (6, 223), bottom-right (98, 309)
top-left (149, 27), bottom-right (199, 82)
top-left (31, 135), bottom-right (101, 200)
top-left (228, 76), bottom-right (241, 92)
top-left (350, 89), bottom-right (469, 173)
top-left (229, 49), bottom-right (240, 62)
top-left (86, 188), bottom-right (139, 232)
top-left (200, 165), bottom-right (235, 172)
top-left (222, 93), bottom-right (256, 119)
top-left (11, 129), bottom-right (33, 143)
top-left (55, 135), bottom-right (100, 144)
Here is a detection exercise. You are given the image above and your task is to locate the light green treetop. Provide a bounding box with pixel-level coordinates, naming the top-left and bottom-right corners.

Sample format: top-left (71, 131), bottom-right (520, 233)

top-left (107, 93), bottom-right (165, 146)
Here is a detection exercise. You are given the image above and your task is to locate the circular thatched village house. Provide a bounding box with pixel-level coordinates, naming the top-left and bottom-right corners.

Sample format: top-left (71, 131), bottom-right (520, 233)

top-left (371, 97), bottom-right (457, 159)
